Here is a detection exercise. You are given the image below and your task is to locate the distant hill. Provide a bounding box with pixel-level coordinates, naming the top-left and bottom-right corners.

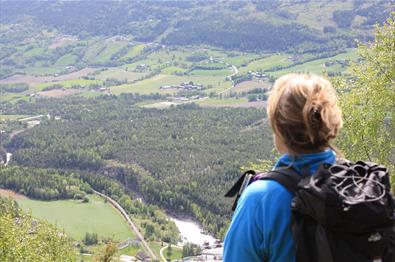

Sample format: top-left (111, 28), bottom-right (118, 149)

top-left (1, 0), bottom-right (393, 52)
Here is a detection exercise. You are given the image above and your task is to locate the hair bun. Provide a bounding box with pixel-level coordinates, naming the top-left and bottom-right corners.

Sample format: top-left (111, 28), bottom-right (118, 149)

top-left (268, 73), bottom-right (343, 154)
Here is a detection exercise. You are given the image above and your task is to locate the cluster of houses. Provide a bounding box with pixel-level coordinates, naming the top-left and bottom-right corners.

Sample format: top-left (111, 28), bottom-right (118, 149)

top-left (287, 55), bottom-right (303, 62)
top-left (248, 71), bottom-right (268, 80)
top-left (324, 59), bottom-right (348, 68)
top-left (135, 64), bottom-right (151, 72)
top-left (160, 82), bottom-right (204, 91)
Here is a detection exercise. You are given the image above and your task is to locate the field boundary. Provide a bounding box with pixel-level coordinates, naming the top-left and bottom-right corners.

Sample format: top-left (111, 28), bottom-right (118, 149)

top-left (93, 190), bottom-right (157, 260)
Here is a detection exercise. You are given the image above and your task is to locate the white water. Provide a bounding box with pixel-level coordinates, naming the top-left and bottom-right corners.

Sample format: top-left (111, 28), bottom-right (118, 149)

top-left (5, 153), bottom-right (12, 166)
top-left (170, 216), bottom-right (216, 246)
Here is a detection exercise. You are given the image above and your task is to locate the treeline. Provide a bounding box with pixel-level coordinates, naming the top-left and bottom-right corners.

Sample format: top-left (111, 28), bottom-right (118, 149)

top-left (0, 165), bottom-right (92, 200)
top-left (1, 1), bottom-right (390, 54)
top-left (0, 1), bottom-right (177, 41)
top-left (0, 163), bottom-right (180, 243)
top-left (162, 17), bottom-right (324, 52)
top-left (4, 96), bottom-right (274, 237)
top-left (0, 83), bottom-right (29, 93)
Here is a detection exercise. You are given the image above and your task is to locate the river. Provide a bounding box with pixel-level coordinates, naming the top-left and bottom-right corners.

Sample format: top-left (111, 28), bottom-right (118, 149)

top-left (169, 216), bottom-right (217, 246)
top-left (5, 153), bottom-right (12, 166)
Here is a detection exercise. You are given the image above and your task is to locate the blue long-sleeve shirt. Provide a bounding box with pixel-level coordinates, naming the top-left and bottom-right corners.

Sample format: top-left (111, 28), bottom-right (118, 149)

top-left (223, 150), bottom-right (336, 262)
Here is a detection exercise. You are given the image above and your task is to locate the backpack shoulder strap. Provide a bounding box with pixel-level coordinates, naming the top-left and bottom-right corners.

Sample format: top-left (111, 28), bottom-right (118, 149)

top-left (260, 167), bottom-right (306, 195)
top-left (225, 167), bottom-right (308, 211)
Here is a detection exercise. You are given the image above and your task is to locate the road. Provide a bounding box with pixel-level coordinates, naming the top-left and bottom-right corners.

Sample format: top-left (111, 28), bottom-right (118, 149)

top-left (160, 246), bottom-right (167, 262)
top-left (187, 64), bottom-right (238, 104)
top-left (93, 190), bottom-right (157, 261)
top-left (159, 244), bottom-right (183, 262)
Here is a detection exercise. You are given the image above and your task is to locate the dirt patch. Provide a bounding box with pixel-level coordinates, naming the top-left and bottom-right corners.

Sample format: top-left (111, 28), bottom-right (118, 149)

top-left (38, 88), bottom-right (82, 98)
top-left (0, 189), bottom-right (28, 200)
top-left (233, 80), bottom-right (271, 93)
top-left (200, 100), bottom-right (266, 109)
top-left (0, 67), bottom-right (99, 85)
top-left (49, 36), bottom-right (77, 49)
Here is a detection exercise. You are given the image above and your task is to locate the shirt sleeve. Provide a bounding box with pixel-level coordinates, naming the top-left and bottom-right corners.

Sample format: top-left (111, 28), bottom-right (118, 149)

top-left (223, 180), bottom-right (295, 262)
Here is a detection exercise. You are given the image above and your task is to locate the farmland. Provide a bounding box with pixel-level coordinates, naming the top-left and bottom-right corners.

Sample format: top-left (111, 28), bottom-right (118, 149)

top-left (17, 194), bottom-right (135, 241)
top-left (0, 35), bottom-right (358, 107)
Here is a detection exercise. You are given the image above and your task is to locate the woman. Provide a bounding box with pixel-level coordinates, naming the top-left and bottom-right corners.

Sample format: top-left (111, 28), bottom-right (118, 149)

top-left (223, 73), bottom-right (343, 262)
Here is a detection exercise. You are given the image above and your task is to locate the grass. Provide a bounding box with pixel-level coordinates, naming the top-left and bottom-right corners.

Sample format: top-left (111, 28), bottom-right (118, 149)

top-left (0, 92), bottom-right (28, 103)
top-left (110, 74), bottom-right (230, 95)
top-left (95, 68), bottom-right (145, 81)
top-left (223, 53), bottom-right (262, 67)
top-left (163, 244), bottom-right (183, 261)
top-left (232, 80), bottom-right (271, 93)
top-left (55, 54), bottom-right (79, 66)
top-left (189, 68), bottom-right (231, 76)
top-left (149, 241), bottom-right (164, 259)
top-left (121, 44), bottom-right (147, 61)
top-left (94, 41), bottom-right (128, 64)
top-left (23, 66), bottom-right (65, 76)
top-left (161, 66), bottom-right (188, 75)
top-left (238, 54), bottom-right (293, 74)
top-left (267, 49), bottom-right (357, 78)
top-left (78, 91), bottom-right (105, 98)
top-left (282, 0), bottom-right (353, 30)
top-left (116, 243), bottom-right (142, 257)
top-left (34, 79), bottom-right (103, 91)
top-left (24, 47), bottom-right (45, 58)
top-left (0, 114), bottom-right (31, 121)
top-left (17, 194), bottom-right (135, 241)
top-left (83, 41), bottom-right (106, 63)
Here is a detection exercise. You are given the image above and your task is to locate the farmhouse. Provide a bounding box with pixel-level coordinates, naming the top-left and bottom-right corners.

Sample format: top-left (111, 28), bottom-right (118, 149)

top-left (135, 64), bottom-right (150, 72)
top-left (248, 71), bottom-right (268, 80)
top-left (160, 81), bottom-right (204, 90)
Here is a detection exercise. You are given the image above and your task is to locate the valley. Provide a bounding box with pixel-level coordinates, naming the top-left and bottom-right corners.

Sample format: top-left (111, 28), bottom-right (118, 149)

top-left (0, 0), bottom-right (393, 261)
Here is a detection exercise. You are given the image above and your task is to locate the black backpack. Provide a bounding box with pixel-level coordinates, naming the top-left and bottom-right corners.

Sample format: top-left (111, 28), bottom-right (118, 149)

top-left (225, 160), bottom-right (395, 262)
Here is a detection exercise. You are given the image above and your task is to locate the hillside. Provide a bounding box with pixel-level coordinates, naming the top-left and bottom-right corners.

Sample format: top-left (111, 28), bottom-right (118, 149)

top-left (1, 0), bottom-right (392, 52)
top-left (0, 2), bottom-right (393, 260)
top-left (0, 197), bottom-right (75, 261)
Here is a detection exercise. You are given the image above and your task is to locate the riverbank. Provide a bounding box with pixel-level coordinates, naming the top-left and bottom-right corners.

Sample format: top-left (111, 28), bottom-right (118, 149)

top-left (169, 216), bottom-right (217, 246)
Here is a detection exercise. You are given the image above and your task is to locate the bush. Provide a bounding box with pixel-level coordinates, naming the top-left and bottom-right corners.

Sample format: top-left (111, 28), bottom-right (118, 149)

top-left (83, 232), bottom-right (98, 245)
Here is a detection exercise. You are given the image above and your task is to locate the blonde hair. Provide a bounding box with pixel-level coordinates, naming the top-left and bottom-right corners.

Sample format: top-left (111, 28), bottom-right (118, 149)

top-left (267, 73), bottom-right (343, 154)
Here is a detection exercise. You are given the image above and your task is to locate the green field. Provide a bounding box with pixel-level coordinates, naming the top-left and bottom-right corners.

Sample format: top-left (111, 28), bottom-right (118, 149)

top-left (55, 54), bottom-right (79, 66)
top-left (238, 54), bottom-right (293, 74)
top-left (282, 0), bottom-right (353, 30)
top-left (163, 244), bottom-right (183, 261)
top-left (110, 74), bottom-right (230, 95)
top-left (161, 66), bottom-right (188, 75)
top-left (121, 44), bottom-right (147, 61)
top-left (17, 194), bottom-right (135, 241)
top-left (0, 114), bottom-right (31, 121)
top-left (94, 41), bottom-right (128, 64)
top-left (34, 79), bottom-right (103, 91)
top-left (0, 92), bottom-right (29, 103)
top-left (222, 53), bottom-right (261, 67)
top-left (23, 66), bottom-right (65, 76)
top-left (95, 68), bottom-right (145, 81)
top-left (190, 68), bottom-right (231, 76)
top-left (268, 49), bottom-right (357, 77)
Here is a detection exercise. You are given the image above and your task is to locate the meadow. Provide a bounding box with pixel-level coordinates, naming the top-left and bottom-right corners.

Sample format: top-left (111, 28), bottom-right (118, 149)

top-left (17, 194), bottom-right (135, 241)
top-left (0, 33), bottom-right (358, 108)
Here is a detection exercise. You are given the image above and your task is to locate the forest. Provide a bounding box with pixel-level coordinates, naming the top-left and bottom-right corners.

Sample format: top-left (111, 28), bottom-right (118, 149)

top-left (0, 2), bottom-right (393, 260)
top-left (3, 97), bottom-right (273, 237)
top-left (1, 1), bottom-right (392, 52)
